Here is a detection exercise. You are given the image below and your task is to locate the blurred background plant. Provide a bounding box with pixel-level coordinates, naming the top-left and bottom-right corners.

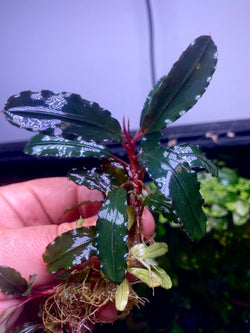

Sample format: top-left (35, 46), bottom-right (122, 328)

top-left (200, 167), bottom-right (250, 232)
top-left (94, 165), bottom-right (250, 332)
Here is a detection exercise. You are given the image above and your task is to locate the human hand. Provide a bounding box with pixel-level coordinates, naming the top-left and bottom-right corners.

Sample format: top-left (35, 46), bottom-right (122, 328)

top-left (0, 177), bottom-right (155, 323)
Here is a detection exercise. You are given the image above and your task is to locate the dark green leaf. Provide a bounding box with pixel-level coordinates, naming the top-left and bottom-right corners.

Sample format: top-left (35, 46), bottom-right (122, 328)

top-left (24, 134), bottom-right (110, 158)
top-left (140, 137), bottom-right (217, 177)
top-left (68, 158), bottom-right (127, 193)
top-left (102, 158), bottom-right (128, 185)
top-left (43, 227), bottom-right (97, 273)
top-left (96, 188), bottom-right (128, 284)
top-left (140, 132), bottom-right (162, 147)
top-left (68, 167), bottom-right (114, 193)
top-left (140, 35), bottom-right (217, 133)
top-left (139, 76), bottom-right (165, 129)
top-left (143, 192), bottom-right (179, 224)
top-left (139, 145), bottom-right (206, 241)
top-left (0, 266), bottom-right (28, 295)
top-left (4, 90), bottom-right (122, 142)
top-left (167, 144), bottom-right (217, 177)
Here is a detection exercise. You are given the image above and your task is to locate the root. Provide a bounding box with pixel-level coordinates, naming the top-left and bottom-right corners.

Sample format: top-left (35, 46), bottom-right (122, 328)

top-left (42, 265), bottom-right (145, 332)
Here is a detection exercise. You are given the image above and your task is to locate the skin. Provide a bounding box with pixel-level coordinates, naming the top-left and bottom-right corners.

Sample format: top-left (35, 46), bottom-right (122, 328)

top-left (0, 177), bottom-right (155, 322)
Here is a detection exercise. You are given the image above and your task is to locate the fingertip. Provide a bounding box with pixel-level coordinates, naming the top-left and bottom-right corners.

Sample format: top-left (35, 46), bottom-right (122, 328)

top-left (96, 301), bottom-right (118, 323)
top-left (141, 209), bottom-right (155, 237)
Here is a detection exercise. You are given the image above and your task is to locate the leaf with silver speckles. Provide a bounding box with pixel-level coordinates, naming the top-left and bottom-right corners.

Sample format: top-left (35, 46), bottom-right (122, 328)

top-left (68, 159), bottom-right (128, 194)
top-left (3, 90), bottom-right (122, 142)
top-left (43, 227), bottom-right (97, 273)
top-left (139, 141), bottom-right (207, 241)
top-left (24, 134), bottom-right (110, 158)
top-left (143, 191), bottom-right (179, 224)
top-left (169, 144), bottom-right (218, 177)
top-left (96, 188), bottom-right (128, 284)
top-left (140, 35), bottom-right (217, 134)
top-left (68, 167), bottom-right (115, 194)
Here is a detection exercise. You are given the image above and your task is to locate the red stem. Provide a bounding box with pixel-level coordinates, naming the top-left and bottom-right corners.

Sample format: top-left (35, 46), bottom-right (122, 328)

top-left (110, 153), bottom-right (128, 169)
top-left (121, 120), bottom-right (147, 240)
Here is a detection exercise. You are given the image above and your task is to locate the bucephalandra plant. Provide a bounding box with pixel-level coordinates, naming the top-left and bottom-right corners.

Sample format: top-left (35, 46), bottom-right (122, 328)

top-left (0, 35), bottom-right (218, 332)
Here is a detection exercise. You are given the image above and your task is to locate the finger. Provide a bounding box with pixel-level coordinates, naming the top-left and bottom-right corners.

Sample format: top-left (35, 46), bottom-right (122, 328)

top-left (0, 216), bottom-right (98, 288)
top-left (96, 301), bottom-right (118, 323)
top-left (0, 211), bottom-right (155, 316)
top-left (141, 208), bottom-right (155, 237)
top-left (0, 177), bottom-right (103, 228)
top-left (0, 209), bottom-right (154, 287)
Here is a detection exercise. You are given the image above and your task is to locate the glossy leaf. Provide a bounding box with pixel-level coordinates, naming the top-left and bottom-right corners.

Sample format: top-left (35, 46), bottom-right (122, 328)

top-left (0, 266), bottom-right (28, 295)
top-left (68, 167), bottom-right (114, 193)
top-left (139, 145), bottom-right (206, 241)
top-left (24, 134), bottom-right (110, 158)
top-left (143, 191), bottom-right (179, 224)
top-left (128, 267), bottom-right (162, 288)
top-left (169, 144), bottom-right (218, 177)
top-left (43, 227), bottom-right (97, 273)
top-left (140, 77), bottom-right (165, 131)
top-left (140, 135), bottom-right (217, 177)
top-left (3, 90), bottom-right (122, 142)
top-left (68, 159), bottom-right (126, 193)
top-left (96, 188), bottom-right (128, 284)
top-left (115, 278), bottom-right (129, 311)
top-left (102, 158), bottom-right (128, 185)
top-left (140, 35), bottom-right (217, 133)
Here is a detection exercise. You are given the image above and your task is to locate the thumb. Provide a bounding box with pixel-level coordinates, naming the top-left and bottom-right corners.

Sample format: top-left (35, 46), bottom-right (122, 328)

top-left (0, 216), bottom-right (97, 287)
